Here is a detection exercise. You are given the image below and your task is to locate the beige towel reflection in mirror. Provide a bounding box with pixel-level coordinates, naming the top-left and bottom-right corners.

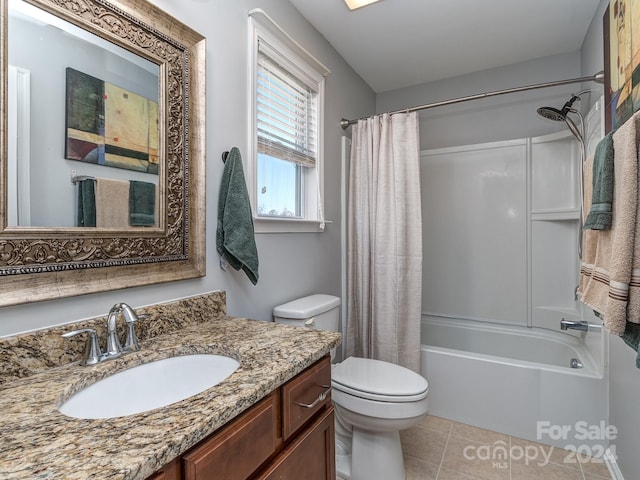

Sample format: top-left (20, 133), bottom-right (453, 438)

top-left (95, 178), bottom-right (130, 228)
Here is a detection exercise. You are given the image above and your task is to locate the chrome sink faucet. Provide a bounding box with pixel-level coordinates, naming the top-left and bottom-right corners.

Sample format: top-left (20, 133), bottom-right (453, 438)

top-left (62, 303), bottom-right (144, 365)
top-left (120, 303), bottom-right (141, 352)
top-left (104, 304), bottom-right (124, 359)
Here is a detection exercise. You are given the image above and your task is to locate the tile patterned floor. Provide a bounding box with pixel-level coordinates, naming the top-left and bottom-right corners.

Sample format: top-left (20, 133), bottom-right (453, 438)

top-left (338, 415), bottom-right (612, 480)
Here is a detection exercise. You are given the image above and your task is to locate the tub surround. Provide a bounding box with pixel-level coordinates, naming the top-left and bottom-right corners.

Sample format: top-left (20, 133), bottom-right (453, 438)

top-left (0, 292), bottom-right (341, 480)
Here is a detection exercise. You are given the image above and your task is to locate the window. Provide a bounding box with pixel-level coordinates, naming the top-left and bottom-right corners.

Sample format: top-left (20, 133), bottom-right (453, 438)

top-left (249, 11), bottom-right (329, 233)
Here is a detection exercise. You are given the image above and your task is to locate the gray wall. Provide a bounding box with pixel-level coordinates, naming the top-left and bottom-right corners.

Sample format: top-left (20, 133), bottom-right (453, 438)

top-left (376, 51), bottom-right (596, 150)
top-left (0, 0), bottom-right (375, 336)
top-left (581, 1), bottom-right (640, 479)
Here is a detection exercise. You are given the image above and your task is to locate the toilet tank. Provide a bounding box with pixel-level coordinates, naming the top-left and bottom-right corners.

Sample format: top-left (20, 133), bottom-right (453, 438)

top-left (273, 294), bottom-right (341, 332)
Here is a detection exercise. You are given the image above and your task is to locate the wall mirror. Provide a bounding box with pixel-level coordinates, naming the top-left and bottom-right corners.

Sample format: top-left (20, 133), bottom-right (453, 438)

top-left (0, 0), bottom-right (206, 306)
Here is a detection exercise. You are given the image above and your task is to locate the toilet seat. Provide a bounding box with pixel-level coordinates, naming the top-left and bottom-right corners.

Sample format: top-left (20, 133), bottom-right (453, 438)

top-left (272, 295), bottom-right (428, 480)
top-left (332, 381), bottom-right (429, 403)
top-left (332, 357), bottom-right (428, 402)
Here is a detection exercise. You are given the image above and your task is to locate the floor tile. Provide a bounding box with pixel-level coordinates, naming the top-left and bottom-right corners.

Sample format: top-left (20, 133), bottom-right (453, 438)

top-left (583, 473), bottom-right (612, 480)
top-left (436, 466), bottom-right (483, 480)
top-left (580, 457), bottom-right (611, 478)
top-left (403, 455), bottom-right (439, 480)
top-left (400, 425), bottom-right (448, 466)
top-left (336, 415), bottom-right (611, 480)
top-left (396, 417), bottom-right (613, 480)
top-left (511, 459), bottom-right (583, 480)
top-left (450, 421), bottom-right (510, 445)
top-left (440, 435), bottom-right (510, 480)
top-left (418, 414), bottom-right (453, 433)
top-left (510, 436), bottom-right (580, 470)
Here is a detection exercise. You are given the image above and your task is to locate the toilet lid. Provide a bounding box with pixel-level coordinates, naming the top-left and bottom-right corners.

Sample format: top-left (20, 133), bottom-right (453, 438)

top-left (332, 357), bottom-right (428, 402)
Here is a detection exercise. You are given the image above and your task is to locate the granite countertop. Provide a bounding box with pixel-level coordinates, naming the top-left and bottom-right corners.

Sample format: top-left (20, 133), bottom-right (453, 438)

top-left (0, 315), bottom-right (341, 480)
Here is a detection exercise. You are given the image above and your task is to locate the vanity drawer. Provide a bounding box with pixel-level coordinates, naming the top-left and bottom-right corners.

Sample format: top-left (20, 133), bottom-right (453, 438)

top-left (281, 355), bottom-right (331, 441)
top-left (182, 393), bottom-right (280, 480)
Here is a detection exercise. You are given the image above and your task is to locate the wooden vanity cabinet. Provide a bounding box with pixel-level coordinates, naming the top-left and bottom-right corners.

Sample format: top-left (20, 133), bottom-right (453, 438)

top-left (182, 393), bottom-right (281, 479)
top-left (147, 355), bottom-right (334, 480)
top-left (146, 460), bottom-right (180, 480)
top-left (256, 407), bottom-right (335, 480)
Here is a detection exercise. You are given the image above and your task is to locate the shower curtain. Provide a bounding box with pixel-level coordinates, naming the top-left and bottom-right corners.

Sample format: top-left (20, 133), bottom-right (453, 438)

top-left (346, 112), bottom-right (422, 372)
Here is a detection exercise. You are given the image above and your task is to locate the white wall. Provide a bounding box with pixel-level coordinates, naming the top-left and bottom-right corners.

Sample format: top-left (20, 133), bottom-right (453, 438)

top-left (581, 1), bottom-right (640, 479)
top-left (0, 0), bottom-right (375, 336)
top-left (420, 139), bottom-right (528, 326)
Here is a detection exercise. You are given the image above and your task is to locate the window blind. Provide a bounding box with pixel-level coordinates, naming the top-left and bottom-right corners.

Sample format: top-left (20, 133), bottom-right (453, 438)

top-left (257, 43), bottom-right (317, 168)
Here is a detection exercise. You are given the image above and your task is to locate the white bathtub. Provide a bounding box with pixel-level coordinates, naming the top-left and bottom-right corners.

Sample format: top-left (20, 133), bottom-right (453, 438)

top-left (420, 315), bottom-right (609, 450)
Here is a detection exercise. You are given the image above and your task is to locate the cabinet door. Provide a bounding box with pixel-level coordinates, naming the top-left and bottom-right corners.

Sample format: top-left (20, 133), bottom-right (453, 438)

top-left (182, 393), bottom-right (280, 480)
top-left (257, 407), bottom-right (335, 480)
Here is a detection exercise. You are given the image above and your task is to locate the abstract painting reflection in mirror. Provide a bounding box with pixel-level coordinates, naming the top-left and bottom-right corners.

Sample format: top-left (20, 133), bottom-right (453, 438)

top-left (65, 68), bottom-right (159, 174)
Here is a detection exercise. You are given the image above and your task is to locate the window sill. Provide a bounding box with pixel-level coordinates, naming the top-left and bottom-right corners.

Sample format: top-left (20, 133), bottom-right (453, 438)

top-left (253, 217), bottom-right (331, 233)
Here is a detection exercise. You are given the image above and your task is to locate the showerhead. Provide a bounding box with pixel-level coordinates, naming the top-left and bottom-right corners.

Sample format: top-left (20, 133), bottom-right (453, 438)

top-left (537, 90), bottom-right (590, 122)
top-left (537, 106), bottom-right (567, 121)
top-left (540, 106), bottom-right (584, 146)
top-left (537, 93), bottom-right (583, 122)
top-left (536, 90), bottom-right (590, 147)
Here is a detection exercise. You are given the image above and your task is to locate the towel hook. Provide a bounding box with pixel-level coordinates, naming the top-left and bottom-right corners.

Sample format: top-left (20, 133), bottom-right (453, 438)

top-left (221, 151), bottom-right (229, 163)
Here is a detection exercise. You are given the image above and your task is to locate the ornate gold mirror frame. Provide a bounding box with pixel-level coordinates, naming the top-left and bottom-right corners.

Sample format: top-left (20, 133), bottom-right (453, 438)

top-left (0, 0), bottom-right (205, 306)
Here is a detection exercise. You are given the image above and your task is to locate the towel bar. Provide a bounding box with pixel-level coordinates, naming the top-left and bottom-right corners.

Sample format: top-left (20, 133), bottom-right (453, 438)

top-left (71, 170), bottom-right (95, 184)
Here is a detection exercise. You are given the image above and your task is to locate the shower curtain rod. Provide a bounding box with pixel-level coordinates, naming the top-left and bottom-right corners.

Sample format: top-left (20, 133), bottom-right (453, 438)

top-left (340, 70), bottom-right (605, 129)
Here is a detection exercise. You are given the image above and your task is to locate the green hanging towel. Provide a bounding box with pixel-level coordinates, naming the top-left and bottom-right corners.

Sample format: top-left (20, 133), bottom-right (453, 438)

top-left (584, 131), bottom-right (615, 230)
top-left (216, 147), bottom-right (259, 285)
top-left (77, 178), bottom-right (96, 227)
top-left (129, 180), bottom-right (156, 226)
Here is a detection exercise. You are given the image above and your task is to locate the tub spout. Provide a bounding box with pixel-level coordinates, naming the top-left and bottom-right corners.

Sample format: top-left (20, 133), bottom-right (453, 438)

top-left (560, 319), bottom-right (589, 331)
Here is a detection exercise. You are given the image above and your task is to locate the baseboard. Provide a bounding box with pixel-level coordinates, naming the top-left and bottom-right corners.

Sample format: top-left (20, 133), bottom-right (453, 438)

top-left (605, 447), bottom-right (624, 480)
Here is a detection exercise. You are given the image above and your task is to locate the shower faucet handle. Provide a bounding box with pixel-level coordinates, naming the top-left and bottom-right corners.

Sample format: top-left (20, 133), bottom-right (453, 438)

top-left (560, 318), bottom-right (589, 331)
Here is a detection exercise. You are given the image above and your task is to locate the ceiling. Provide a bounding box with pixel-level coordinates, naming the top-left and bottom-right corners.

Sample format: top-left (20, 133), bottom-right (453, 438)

top-left (289, 0), bottom-right (603, 93)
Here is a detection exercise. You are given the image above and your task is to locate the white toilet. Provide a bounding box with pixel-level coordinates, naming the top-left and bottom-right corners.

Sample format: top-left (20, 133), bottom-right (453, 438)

top-left (273, 294), bottom-right (429, 480)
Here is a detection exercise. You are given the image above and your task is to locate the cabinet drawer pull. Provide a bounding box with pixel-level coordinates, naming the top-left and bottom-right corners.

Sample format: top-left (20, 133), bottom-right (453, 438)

top-left (294, 385), bottom-right (331, 409)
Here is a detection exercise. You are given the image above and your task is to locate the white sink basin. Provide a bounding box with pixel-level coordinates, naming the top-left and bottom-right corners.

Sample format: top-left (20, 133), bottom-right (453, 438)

top-left (59, 354), bottom-right (240, 419)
